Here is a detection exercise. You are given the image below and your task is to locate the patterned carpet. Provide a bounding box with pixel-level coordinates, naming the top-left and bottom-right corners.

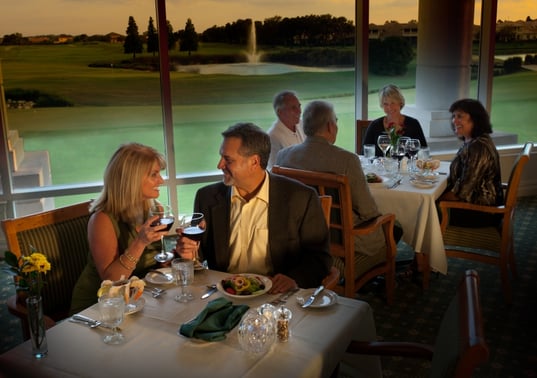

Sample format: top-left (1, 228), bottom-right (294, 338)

top-left (1, 197), bottom-right (536, 377)
top-left (351, 195), bottom-right (537, 377)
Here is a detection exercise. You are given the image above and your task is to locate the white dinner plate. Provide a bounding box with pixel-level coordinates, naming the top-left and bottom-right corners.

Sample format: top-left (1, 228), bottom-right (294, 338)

top-left (367, 175), bottom-right (389, 188)
top-left (413, 171), bottom-right (439, 182)
top-left (145, 268), bottom-right (174, 285)
top-left (217, 274), bottom-right (272, 299)
top-left (296, 289), bottom-right (338, 308)
top-left (409, 178), bottom-right (436, 189)
top-left (125, 297), bottom-right (145, 315)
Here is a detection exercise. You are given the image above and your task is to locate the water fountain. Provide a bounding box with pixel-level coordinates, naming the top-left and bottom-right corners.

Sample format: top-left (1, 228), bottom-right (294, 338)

top-left (178, 19), bottom-right (344, 76)
top-left (244, 20), bottom-right (262, 64)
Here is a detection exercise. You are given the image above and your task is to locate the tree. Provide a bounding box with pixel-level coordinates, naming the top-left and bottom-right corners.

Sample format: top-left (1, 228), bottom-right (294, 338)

top-left (369, 36), bottom-right (414, 76)
top-left (2, 33), bottom-right (26, 45)
top-left (146, 17), bottom-right (158, 56)
top-left (123, 16), bottom-right (143, 60)
top-left (179, 18), bottom-right (199, 55)
top-left (167, 21), bottom-right (177, 50)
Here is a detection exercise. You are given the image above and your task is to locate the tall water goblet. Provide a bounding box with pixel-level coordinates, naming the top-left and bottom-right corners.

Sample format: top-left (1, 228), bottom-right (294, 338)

top-left (178, 213), bottom-right (205, 268)
top-left (98, 294), bottom-right (125, 344)
top-left (377, 134), bottom-right (391, 159)
top-left (172, 258), bottom-right (194, 303)
top-left (405, 139), bottom-right (421, 172)
top-left (150, 204), bottom-right (175, 263)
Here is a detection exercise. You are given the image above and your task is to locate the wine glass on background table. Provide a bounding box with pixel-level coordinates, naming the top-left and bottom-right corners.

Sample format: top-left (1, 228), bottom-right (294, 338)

top-left (377, 134), bottom-right (391, 159)
top-left (405, 139), bottom-right (421, 172)
top-left (150, 204), bottom-right (176, 263)
top-left (171, 258), bottom-right (194, 303)
top-left (178, 213), bottom-right (205, 269)
top-left (98, 295), bottom-right (125, 344)
top-left (392, 138), bottom-right (408, 171)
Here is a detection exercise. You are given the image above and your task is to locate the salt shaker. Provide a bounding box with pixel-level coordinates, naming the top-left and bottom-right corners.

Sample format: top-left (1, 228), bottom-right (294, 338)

top-left (275, 306), bottom-right (292, 342)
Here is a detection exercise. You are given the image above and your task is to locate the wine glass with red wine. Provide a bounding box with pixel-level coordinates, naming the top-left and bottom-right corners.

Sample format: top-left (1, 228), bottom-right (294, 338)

top-left (149, 204), bottom-right (175, 263)
top-left (178, 213), bottom-right (205, 269)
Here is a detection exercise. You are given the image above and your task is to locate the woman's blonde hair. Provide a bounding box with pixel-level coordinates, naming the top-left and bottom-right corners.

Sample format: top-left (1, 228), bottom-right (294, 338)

top-left (378, 84), bottom-right (405, 109)
top-left (91, 143), bottom-right (166, 225)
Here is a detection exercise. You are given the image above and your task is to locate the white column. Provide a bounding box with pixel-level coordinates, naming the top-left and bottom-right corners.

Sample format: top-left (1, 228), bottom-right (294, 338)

top-left (409, 0), bottom-right (475, 138)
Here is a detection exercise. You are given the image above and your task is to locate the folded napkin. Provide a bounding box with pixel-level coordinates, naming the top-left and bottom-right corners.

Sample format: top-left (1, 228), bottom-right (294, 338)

top-left (179, 297), bottom-right (249, 341)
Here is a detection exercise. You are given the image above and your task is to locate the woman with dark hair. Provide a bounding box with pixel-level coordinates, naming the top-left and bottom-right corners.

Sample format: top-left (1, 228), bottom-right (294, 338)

top-left (439, 99), bottom-right (504, 227)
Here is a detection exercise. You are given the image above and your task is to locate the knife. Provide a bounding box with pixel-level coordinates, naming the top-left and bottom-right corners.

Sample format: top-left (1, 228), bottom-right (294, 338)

top-left (301, 285), bottom-right (324, 308)
top-left (201, 285), bottom-right (217, 299)
top-left (70, 314), bottom-right (113, 329)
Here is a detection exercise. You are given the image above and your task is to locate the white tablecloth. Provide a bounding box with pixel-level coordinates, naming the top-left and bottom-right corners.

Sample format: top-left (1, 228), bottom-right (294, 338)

top-left (0, 270), bottom-right (381, 378)
top-left (369, 161), bottom-right (450, 274)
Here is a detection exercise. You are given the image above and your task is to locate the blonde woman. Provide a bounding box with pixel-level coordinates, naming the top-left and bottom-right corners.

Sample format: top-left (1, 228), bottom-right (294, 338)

top-left (363, 84), bottom-right (428, 156)
top-left (70, 143), bottom-right (168, 314)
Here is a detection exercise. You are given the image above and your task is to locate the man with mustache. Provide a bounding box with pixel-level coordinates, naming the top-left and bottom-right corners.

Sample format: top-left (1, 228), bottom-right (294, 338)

top-left (176, 122), bottom-right (331, 293)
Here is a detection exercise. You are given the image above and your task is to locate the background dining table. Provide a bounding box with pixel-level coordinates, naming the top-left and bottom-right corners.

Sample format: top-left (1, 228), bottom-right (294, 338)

top-left (367, 161), bottom-right (450, 286)
top-left (0, 269), bottom-right (381, 378)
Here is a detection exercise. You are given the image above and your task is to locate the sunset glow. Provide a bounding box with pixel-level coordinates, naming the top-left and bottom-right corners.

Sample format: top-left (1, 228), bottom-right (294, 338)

top-left (0, 0), bottom-right (535, 36)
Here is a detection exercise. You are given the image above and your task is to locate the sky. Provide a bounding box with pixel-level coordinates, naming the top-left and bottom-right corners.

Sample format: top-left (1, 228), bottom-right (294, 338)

top-left (0, 0), bottom-right (536, 37)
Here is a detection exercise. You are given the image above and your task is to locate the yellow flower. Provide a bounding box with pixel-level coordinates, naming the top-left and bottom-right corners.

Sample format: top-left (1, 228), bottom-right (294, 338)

top-left (5, 249), bottom-right (51, 297)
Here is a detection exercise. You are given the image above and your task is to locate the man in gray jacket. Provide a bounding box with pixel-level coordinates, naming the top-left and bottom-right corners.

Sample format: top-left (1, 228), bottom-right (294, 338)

top-left (275, 100), bottom-right (400, 279)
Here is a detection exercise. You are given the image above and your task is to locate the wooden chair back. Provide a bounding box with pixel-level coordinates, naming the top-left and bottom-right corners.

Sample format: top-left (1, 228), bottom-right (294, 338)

top-left (439, 142), bottom-right (532, 303)
top-left (2, 200), bottom-right (92, 322)
top-left (318, 195), bottom-right (332, 227)
top-left (355, 120), bottom-right (372, 155)
top-left (346, 270), bottom-right (489, 376)
top-left (273, 165), bottom-right (397, 302)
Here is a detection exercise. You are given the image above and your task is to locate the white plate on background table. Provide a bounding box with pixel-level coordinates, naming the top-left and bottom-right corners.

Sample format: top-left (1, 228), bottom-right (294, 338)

top-left (296, 289), bottom-right (338, 308)
top-left (413, 170), bottom-right (439, 182)
top-left (217, 274), bottom-right (272, 299)
top-left (145, 268), bottom-right (174, 285)
top-left (367, 175), bottom-right (391, 188)
top-left (125, 297), bottom-right (145, 315)
top-left (409, 178), bottom-right (436, 189)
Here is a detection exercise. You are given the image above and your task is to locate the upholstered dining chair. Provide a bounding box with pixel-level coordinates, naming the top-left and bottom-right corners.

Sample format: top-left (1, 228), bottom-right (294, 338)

top-left (2, 200), bottom-right (92, 340)
top-left (439, 142), bottom-right (533, 304)
top-left (273, 165), bottom-right (397, 303)
top-left (346, 269), bottom-right (489, 377)
top-left (355, 119), bottom-right (372, 155)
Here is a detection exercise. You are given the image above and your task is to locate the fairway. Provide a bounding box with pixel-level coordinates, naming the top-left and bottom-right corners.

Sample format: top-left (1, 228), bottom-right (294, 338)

top-left (1, 43), bottom-right (536, 208)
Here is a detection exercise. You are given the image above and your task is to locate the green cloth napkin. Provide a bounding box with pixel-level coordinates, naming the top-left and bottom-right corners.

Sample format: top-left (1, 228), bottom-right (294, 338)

top-left (179, 297), bottom-right (249, 341)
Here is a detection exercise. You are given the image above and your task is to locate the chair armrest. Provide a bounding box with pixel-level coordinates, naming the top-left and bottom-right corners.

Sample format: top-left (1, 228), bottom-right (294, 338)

top-left (322, 266), bottom-right (340, 290)
top-left (351, 213), bottom-right (397, 260)
top-left (352, 213), bottom-right (395, 236)
top-left (346, 340), bottom-right (434, 360)
top-left (438, 200), bottom-right (506, 214)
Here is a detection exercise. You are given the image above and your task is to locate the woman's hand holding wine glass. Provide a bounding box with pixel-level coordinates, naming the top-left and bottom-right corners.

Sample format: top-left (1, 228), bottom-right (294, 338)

top-left (149, 204), bottom-right (175, 263)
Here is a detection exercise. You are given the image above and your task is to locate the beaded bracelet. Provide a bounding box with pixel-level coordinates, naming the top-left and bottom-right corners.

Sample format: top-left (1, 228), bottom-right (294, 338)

top-left (119, 254), bottom-right (135, 270)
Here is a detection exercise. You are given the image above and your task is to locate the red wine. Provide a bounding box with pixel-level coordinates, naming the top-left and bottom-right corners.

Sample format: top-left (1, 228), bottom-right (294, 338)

top-left (152, 217), bottom-right (175, 231)
top-left (407, 148), bottom-right (419, 157)
top-left (394, 152), bottom-right (406, 161)
top-left (182, 226), bottom-right (205, 241)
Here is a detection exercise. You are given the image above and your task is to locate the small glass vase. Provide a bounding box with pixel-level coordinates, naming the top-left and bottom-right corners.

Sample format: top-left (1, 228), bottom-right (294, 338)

top-left (26, 296), bottom-right (48, 359)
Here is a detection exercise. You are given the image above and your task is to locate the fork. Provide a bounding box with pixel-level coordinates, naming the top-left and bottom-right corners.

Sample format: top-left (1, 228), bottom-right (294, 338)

top-left (270, 287), bottom-right (300, 306)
